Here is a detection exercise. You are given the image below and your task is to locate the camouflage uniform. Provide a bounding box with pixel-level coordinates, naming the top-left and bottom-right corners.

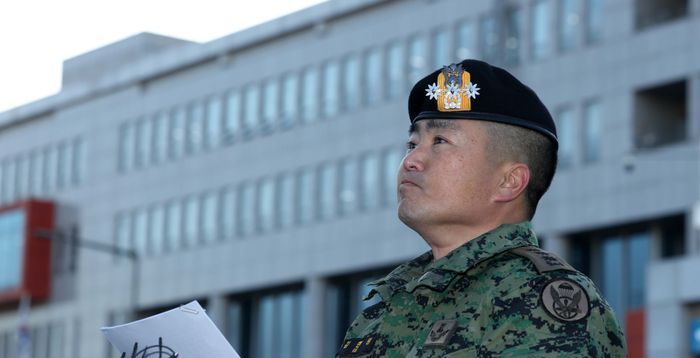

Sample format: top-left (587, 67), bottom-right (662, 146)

top-left (338, 222), bottom-right (626, 357)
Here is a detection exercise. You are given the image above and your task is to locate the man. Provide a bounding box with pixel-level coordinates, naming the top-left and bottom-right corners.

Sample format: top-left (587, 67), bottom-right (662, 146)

top-left (337, 60), bottom-right (626, 357)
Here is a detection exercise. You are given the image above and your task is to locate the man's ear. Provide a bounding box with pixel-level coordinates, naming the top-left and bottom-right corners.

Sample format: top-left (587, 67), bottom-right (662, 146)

top-left (493, 163), bottom-right (530, 203)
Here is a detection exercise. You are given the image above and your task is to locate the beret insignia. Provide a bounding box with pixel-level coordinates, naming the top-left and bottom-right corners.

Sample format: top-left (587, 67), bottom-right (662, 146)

top-left (424, 64), bottom-right (480, 112)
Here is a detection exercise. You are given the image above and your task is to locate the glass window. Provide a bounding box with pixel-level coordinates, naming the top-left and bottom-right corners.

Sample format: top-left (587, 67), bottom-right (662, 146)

top-left (479, 14), bottom-right (499, 63)
top-left (46, 147), bottom-right (58, 194)
top-left (137, 118), bottom-right (153, 168)
top-left (585, 0), bottom-right (603, 44)
top-left (627, 232), bottom-right (650, 309)
top-left (202, 191), bottom-right (220, 243)
top-left (532, 0), bottom-right (552, 60)
top-left (15, 156), bottom-right (29, 198)
top-left (206, 96), bottom-right (223, 148)
top-left (153, 113), bottom-right (169, 164)
top-left (504, 6), bottom-right (523, 66)
top-left (115, 213), bottom-right (131, 262)
top-left (184, 195), bottom-right (200, 247)
top-left (258, 177), bottom-right (276, 233)
top-left (133, 208), bottom-right (148, 256)
top-left (56, 142), bottom-right (70, 190)
top-left (256, 295), bottom-right (275, 358)
top-left (30, 150), bottom-right (45, 196)
top-left (249, 291), bottom-right (302, 358)
top-left (319, 163), bottom-right (337, 221)
top-left (169, 107), bottom-right (186, 159)
top-left (556, 107), bottom-right (576, 168)
top-left (298, 168), bottom-right (316, 224)
top-left (166, 200), bottom-right (182, 252)
top-left (262, 78), bottom-right (279, 132)
top-left (432, 28), bottom-right (450, 68)
top-left (455, 20), bottom-right (475, 60)
top-left (278, 173), bottom-right (296, 228)
top-left (383, 147), bottom-right (403, 206)
top-left (222, 187), bottom-right (237, 240)
top-left (364, 48), bottom-right (383, 105)
top-left (72, 138), bottom-right (86, 185)
top-left (224, 90), bottom-right (241, 143)
top-left (149, 205), bottom-right (165, 256)
top-left (119, 122), bottom-right (135, 172)
top-left (601, 237), bottom-right (624, 325)
top-left (243, 84), bottom-right (260, 135)
top-left (323, 61), bottom-right (340, 118)
top-left (583, 100), bottom-right (602, 163)
top-left (559, 0), bottom-right (580, 52)
top-left (186, 101), bottom-right (205, 154)
top-left (240, 183), bottom-right (256, 236)
top-left (301, 67), bottom-right (319, 123)
top-left (281, 73), bottom-right (299, 129)
top-left (0, 210), bottom-right (25, 288)
top-left (339, 158), bottom-right (358, 216)
top-left (361, 153), bottom-right (380, 211)
top-left (342, 55), bottom-right (360, 111)
top-left (387, 41), bottom-right (404, 99)
top-left (408, 35), bottom-right (427, 84)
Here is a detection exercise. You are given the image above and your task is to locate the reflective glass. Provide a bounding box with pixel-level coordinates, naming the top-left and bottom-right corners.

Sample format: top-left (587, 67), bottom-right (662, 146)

top-left (262, 79), bottom-right (279, 132)
top-left (0, 210), bottom-right (25, 290)
top-left (30, 150), bottom-right (45, 196)
top-left (278, 174), bottom-right (296, 228)
top-left (281, 74), bottom-right (299, 128)
top-left (339, 158), bottom-right (358, 215)
top-left (342, 55), bottom-right (360, 111)
top-left (408, 35), bottom-right (427, 84)
top-left (601, 237), bottom-right (624, 325)
top-left (73, 138), bottom-right (86, 185)
top-left (133, 208), bottom-right (148, 255)
top-left (583, 100), bottom-right (602, 163)
top-left (504, 6), bottom-right (523, 65)
top-left (364, 48), bottom-right (382, 105)
top-left (557, 107), bottom-right (576, 168)
top-left (119, 123), bottom-right (135, 172)
top-left (240, 183), bottom-right (256, 236)
top-left (16, 155), bottom-right (29, 198)
top-left (187, 101), bottom-right (205, 154)
top-left (243, 84), bottom-right (261, 135)
top-left (301, 67), bottom-right (319, 123)
top-left (627, 232), bottom-right (650, 309)
top-left (202, 191), bottom-right (219, 243)
top-left (456, 20), bottom-right (475, 60)
top-left (57, 142), bottom-right (70, 190)
top-left (323, 61), bottom-right (340, 118)
top-left (153, 113), bottom-right (169, 164)
top-left (298, 169), bottom-right (316, 224)
top-left (184, 196), bottom-right (200, 247)
top-left (224, 91), bottom-right (241, 143)
top-left (432, 28), bottom-right (449, 68)
top-left (479, 15), bottom-right (498, 63)
top-left (361, 153), bottom-right (380, 210)
top-left (585, 0), bottom-right (603, 44)
top-left (149, 205), bottom-right (165, 255)
top-left (532, 0), bottom-right (552, 60)
top-left (559, 0), bottom-right (580, 52)
top-left (387, 41), bottom-right (404, 98)
top-left (170, 108), bottom-right (186, 159)
top-left (46, 148), bottom-right (58, 194)
top-left (166, 200), bottom-right (182, 251)
top-left (206, 96), bottom-right (223, 148)
top-left (136, 118), bottom-right (152, 168)
top-left (320, 163), bottom-right (337, 220)
top-left (222, 188), bottom-right (237, 239)
top-left (383, 147), bottom-right (403, 206)
top-left (258, 178), bottom-right (276, 233)
top-left (115, 212), bottom-right (131, 262)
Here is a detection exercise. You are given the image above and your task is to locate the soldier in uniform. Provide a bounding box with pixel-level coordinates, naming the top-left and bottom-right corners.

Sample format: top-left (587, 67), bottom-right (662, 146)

top-left (337, 59), bottom-right (627, 357)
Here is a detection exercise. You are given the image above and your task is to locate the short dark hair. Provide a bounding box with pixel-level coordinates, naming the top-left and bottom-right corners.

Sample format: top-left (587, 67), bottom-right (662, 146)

top-left (482, 121), bottom-right (557, 219)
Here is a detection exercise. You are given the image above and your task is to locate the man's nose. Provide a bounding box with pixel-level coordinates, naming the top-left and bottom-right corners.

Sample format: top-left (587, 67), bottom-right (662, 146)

top-left (402, 146), bottom-right (425, 172)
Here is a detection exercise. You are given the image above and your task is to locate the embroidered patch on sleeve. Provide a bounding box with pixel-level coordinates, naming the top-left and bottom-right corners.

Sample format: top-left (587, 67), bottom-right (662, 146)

top-left (337, 335), bottom-right (376, 356)
top-left (540, 278), bottom-right (590, 322)
top-left (424, 319), bottom-right (457, 347)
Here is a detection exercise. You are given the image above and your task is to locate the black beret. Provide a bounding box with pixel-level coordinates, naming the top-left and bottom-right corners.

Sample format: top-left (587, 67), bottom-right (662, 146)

top-left (408, 59), bottom-right (557, 146)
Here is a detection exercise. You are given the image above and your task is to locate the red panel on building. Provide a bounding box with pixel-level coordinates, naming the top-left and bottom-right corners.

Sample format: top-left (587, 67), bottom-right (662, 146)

top-left (626, 308), bottom-right (645, 358)
top-left (0, 199), bottom-right (55, 304)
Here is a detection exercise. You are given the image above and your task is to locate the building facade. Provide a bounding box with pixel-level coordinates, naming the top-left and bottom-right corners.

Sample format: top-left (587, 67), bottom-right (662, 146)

top-left (0, 0), bottom-right (699, 357)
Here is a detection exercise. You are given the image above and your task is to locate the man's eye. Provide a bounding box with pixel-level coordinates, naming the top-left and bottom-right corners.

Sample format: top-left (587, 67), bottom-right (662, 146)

top-left (433, 136), bottom-right (447, 144)
top-left (406, 141), bottom-right (417, 151)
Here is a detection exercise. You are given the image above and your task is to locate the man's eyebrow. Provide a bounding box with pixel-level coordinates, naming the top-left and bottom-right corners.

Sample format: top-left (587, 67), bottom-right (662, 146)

top-left (409, 119), bottom-right (458, 134)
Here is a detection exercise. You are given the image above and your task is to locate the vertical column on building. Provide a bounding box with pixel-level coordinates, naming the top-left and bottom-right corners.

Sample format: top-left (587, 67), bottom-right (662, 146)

top-left (690, 74), bottom-right (700, 256)
top-left (302, 276), bottom-right (326, 358)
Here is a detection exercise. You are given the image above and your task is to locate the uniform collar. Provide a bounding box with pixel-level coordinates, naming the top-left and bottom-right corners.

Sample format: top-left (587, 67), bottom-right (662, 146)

top-left (365, 222), bottom-right (538, 300)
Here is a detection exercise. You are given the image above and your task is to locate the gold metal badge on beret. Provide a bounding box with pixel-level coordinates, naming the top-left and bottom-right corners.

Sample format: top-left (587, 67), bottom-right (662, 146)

top-left (541, 278), bottom-right (590, 322)
top-left (424, 63), bottom-right (480, 112)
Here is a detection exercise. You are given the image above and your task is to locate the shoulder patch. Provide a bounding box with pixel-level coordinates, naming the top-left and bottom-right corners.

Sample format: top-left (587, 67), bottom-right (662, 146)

top-left (540, 278), bottom-right (590, 322)
top-left (510, 245), bottom-right (575, 274)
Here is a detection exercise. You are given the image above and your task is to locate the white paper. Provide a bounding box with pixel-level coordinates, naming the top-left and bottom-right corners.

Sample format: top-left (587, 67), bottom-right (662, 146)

top-left (101, 300), bottom-right (241, 358)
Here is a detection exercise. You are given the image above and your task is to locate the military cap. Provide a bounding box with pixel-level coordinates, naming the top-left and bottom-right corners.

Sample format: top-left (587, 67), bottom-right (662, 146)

top-left (408, 59), bottom-right (557, 146)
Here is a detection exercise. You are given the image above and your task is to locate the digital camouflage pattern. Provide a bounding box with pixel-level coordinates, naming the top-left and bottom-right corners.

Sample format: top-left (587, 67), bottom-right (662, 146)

top-left (338, 222), bottom-right (626, 357)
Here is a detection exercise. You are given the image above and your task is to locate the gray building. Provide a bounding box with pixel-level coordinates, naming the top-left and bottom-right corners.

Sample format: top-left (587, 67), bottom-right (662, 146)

top-left (0, 0), bottom-right (698, 357)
